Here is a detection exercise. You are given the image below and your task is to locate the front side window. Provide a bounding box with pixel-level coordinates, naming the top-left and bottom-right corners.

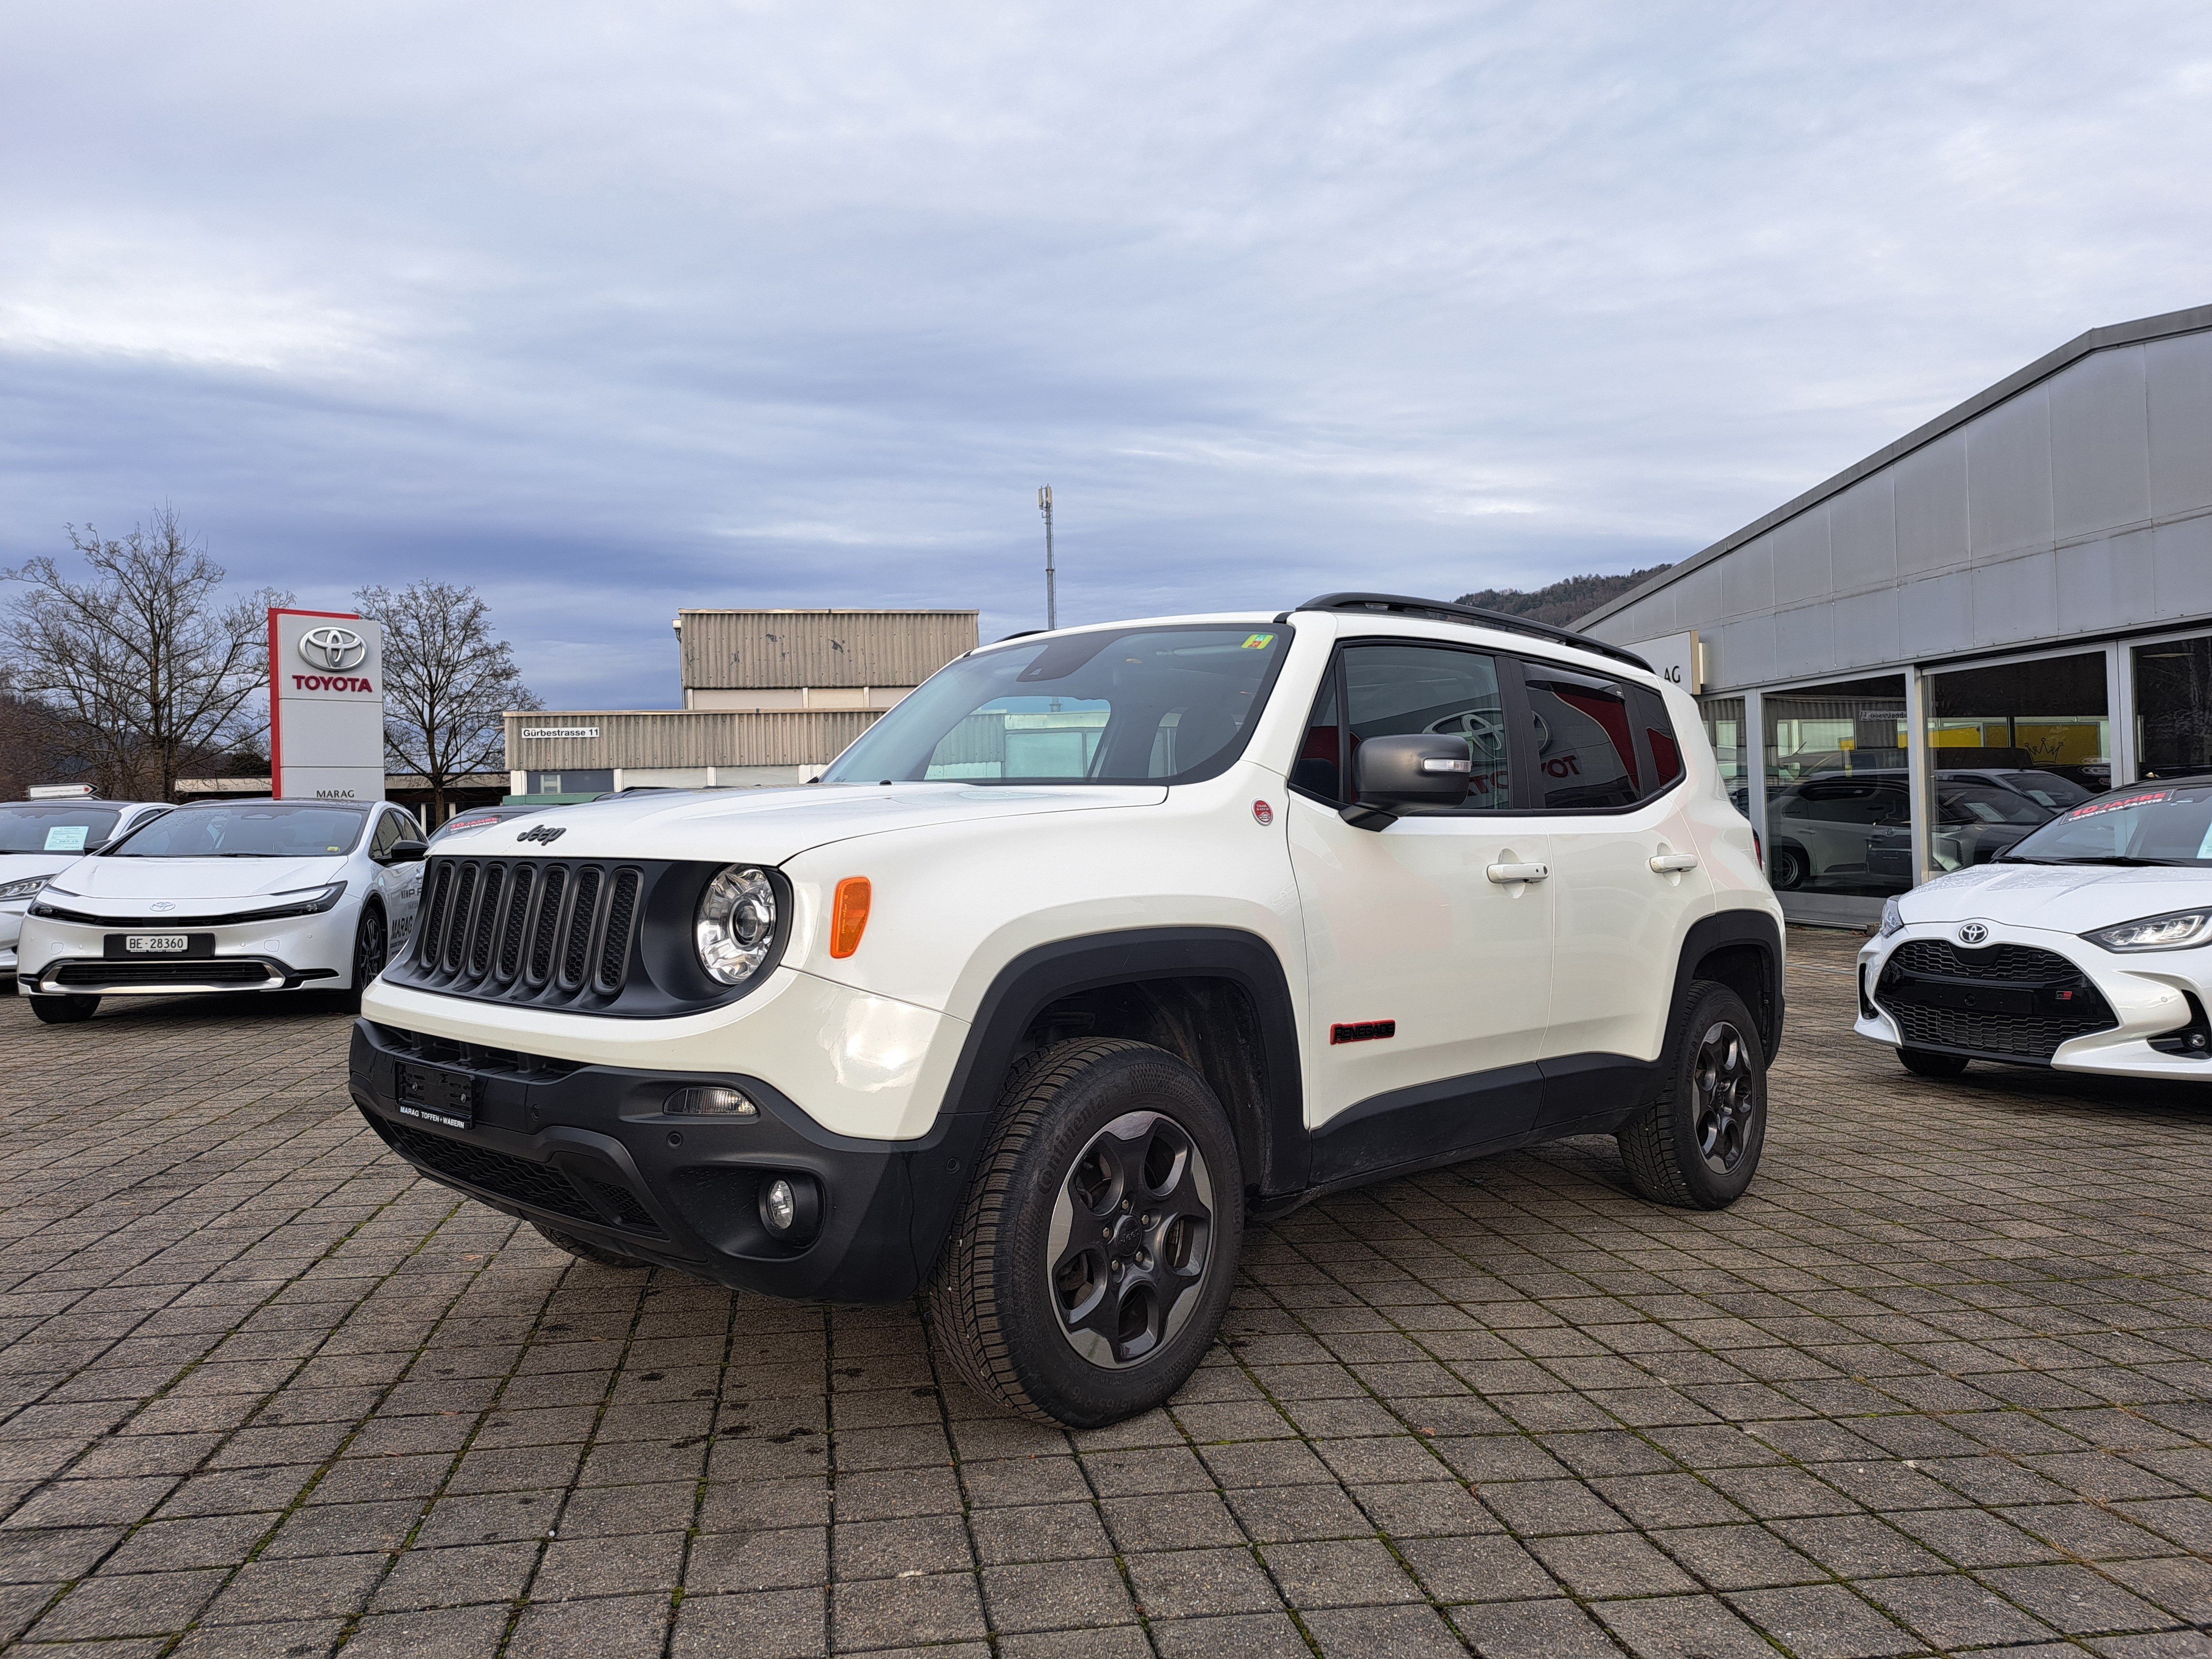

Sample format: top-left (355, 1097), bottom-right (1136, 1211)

top-left (0, 806), bottom-right (122, 854)
top-left (820, 625), bottom-right (1290, 785)
top-left (108, 804), bottom-right (371, 858)
top-left (1295, 643), bottom-right (1510, 809)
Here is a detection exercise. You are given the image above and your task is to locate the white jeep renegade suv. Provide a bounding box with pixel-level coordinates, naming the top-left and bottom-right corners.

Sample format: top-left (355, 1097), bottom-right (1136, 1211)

top-left (353, 594), bottom-right (1783, 1426)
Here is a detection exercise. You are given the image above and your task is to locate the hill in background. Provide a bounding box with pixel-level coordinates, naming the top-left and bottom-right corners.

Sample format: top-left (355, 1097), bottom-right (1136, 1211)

top-left (1456, 564), bottom-right (1673, 629)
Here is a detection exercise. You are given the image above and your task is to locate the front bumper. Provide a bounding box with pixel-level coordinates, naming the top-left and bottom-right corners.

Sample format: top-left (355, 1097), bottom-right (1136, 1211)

top-left (348, 1019), bottom-right (992, 1303)
top-left (1855, 924), bottom-right (2212, 1078)
top-left (18, 909), bottom-right (353, 996)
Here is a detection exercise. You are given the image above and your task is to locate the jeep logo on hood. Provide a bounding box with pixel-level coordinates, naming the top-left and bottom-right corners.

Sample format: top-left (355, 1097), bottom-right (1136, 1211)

top-left (516, 825), bottom-right (567, 844)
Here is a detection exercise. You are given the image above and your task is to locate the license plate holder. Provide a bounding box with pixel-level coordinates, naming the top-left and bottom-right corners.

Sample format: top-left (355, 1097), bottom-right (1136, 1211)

top-left (394, 1062), bottom-right (478, 1129)
top-left (1898, 977), bottom-right (2035, 1016)
top-left (105, 933), bottom-right (214, 958)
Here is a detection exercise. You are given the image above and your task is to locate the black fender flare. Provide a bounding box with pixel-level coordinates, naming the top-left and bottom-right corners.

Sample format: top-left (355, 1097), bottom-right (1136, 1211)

top-left (937, 926), bottom-right (1308, 1198)
top-left (1669, 908), bottom-right (1785, 1063)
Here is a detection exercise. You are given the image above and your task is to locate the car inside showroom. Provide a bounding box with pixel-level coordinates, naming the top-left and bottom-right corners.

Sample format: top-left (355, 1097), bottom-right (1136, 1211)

top-left (1581, 301), bottom-right (2212, 926)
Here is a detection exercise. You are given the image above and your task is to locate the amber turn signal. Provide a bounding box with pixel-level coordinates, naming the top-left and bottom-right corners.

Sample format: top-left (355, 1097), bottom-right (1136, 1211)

top-left (830, 876), bottom-right (872, 958)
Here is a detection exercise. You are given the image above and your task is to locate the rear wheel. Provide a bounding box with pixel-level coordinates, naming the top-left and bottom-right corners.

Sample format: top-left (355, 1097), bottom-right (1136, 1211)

top-left (1897, 1046), bottom-right (1970, 1078)
top-left (1768, 844), bottom-right (1809, 890)
top-left (929, 1039), bottom-right (1243, 1427)
top-left (29, 994), bottom-right (100, 1024)
top-left (528, 1220), bottom-right (650, 1268)
top-left (1618, 979), bottom-right (1766, 1209)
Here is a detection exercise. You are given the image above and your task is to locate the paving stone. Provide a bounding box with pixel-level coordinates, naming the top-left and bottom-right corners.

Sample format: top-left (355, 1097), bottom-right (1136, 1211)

top-left (1447, 1597), bottom-right (1626, 1657)
top-left (1726, 1583), bottom-right (1925, 1657)
top-left (670, 1588), bottom-right (824, 1659)
top-left (982, 1557), bottom-right (1136, 1632)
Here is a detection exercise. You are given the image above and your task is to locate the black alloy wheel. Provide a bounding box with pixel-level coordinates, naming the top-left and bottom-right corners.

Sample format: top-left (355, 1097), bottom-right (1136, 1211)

top-left (339, 907), bottom-right (386, 1012)
top-left (1691, 1019), bottom-right (1756, 1174)
top-left (1047, 1111), bottom-right (1217, 1369)
top-left (1618, 978), bottom-right (1767, 1209)
top-left (929, 1038), bottom-right (1244, 1427)
top-left (1767, 845), bottom-right (1809, 890)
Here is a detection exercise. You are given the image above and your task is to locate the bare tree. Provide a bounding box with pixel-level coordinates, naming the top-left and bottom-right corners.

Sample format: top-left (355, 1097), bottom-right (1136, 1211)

top-left (355, 579), bottom-right (540, 824)
top-left (1, 510), bottom-right (288, 800)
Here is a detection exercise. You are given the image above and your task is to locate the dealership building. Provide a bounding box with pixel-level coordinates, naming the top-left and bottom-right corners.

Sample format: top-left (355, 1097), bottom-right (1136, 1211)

top-left (1579, 302), bottom-right (2212, 925)
top-left (506, 608), bottom-right (978, 799)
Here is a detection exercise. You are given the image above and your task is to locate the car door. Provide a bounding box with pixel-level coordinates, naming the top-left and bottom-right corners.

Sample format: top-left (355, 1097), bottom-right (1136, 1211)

top-left (1288, 639), bottom-right (1554, 1181)
top-left (368, 808), bottom-right (424, 942)
top-left (1512, 662), bottom-right (1714, 1118)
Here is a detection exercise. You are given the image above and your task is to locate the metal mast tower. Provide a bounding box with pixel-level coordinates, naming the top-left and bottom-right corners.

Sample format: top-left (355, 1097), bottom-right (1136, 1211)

top-left (1037, 485), bottom-right (1056, 631)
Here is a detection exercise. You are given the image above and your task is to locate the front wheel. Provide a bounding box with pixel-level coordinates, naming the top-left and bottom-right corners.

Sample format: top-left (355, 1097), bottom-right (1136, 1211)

top-left (1618, 979), bottom-right (1767, 1209)
top-left (1767, 844), bottom-right (1809, 890)
top-left (928, 1039), bottom-right (1243, 1427)
top-left (338, 906), bottom-right (387, 1013)
top-left (1897, 1047), bottom-right (1970, 1078)
top-left (30, 994), bottom-right (100, 1024)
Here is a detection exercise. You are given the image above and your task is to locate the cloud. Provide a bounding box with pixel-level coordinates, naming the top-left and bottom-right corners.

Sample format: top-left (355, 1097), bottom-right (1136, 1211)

top-left (4, 1), bottom-right (2212, 707)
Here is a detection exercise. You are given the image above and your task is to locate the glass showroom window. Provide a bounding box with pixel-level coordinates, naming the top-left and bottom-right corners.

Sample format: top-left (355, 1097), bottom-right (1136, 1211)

top-left (1924, 653), bottom-right (2111, 802)
top-left (1700, 697), bottom-right (1747, 813)
top-left (2135, 636), bottom-right (2212, 782)
top-left (1760, 675), bottom-right (1909, 896)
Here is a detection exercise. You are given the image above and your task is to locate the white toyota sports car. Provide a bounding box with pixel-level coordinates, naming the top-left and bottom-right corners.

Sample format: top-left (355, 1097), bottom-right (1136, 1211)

top-left (18, 799), bottom-right (426, 1024)
top-left (1856, 781), bottom-right (2212, 1080)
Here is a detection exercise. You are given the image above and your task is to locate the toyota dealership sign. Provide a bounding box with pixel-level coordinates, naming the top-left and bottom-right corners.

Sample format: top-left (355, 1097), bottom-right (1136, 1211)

top-left (269, 608), bottom-right (387, 801)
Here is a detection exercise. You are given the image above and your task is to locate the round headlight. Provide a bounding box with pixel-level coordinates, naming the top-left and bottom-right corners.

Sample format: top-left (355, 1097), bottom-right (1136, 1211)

top-left (696, 865), bottom-right (777, 985)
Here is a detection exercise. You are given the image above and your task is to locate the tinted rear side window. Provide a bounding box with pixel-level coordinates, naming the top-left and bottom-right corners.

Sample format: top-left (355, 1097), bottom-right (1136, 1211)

top-left (1524, 667), bottom-right (1641, 809)
top-left (1638, 688), bottom-right (1684, 789)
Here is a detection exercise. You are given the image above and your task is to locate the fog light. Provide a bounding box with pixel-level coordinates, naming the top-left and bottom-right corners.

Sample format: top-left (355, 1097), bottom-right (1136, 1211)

top-left (759, 1174), bottom-right (822, 1241)
top-left (665, 1086), bottom-right (757, 1117)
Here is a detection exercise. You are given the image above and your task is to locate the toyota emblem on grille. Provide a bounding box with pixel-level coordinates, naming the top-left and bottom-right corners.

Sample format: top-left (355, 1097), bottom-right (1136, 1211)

top-left (516, 824), bottom-right (567, 844)
top-left (1957, 922), bottom-right (1989, 946)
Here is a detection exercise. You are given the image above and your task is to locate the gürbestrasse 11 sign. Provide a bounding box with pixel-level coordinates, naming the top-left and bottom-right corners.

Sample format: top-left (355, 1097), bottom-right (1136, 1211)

top-left (269, 608), bottom-right (387, 801)
top-left (522, 726), bottom-right (599, 740)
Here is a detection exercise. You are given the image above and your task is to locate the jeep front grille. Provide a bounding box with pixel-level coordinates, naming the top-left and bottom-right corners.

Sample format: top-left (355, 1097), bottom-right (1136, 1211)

top-left (380, 856), bottom-right (779, 1018)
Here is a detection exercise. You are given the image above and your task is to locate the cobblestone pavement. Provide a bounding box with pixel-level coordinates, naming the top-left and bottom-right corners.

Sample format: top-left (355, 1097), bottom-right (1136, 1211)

top-left (2, 929), bottom-right (2210, 1658)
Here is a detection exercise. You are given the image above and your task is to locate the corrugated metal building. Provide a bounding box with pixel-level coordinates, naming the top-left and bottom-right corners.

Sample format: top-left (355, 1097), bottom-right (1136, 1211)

top-left (508, 610), bottom-right (977, 798)
top-left (1578, 302), bottom-right (2212, 925)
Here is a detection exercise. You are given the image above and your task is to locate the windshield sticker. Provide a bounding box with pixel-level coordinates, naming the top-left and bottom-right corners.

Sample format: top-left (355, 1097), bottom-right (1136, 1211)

top-left (43, 826), bottom-right (88, 852)
top-left (2067, 790), bottom-right (2170, 819)
top-left (1240, 633), bottom-right (1276, 649)
top-left (2198, 821), bottom-right (2212, 860)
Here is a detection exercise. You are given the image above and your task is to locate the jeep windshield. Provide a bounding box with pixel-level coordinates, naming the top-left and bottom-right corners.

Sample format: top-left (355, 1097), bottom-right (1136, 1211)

top-left (820, 624), bottom-right (1292, 786)
top-left (1999, 785), bottom-right (2212, 866)
top-left (106, 803), bottom-right (371, 857)
top-left (0, 805), bottom-right (123, 855)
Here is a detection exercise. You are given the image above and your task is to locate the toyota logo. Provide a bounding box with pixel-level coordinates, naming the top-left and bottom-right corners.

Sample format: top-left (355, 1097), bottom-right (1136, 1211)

top-left (1958, 922), bottom-right (1989, 946)
top-left (299, 626), bottom-right (368, 671)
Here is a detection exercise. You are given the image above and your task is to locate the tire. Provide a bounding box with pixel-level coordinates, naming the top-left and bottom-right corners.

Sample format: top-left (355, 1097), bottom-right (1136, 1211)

top-left (528, 1220), bottom-right (650, 1268)
top-left (338, 906), bottom-right (387, 1013)
top-left (928, 1038), bottom-right (1244, 1428)
top-left (29, 994), bottom-right (100, 1024)
top-left (1768, 844), bottom-right (1809, 890)
top-left (1897, 1046), bottom-right (1970, 1078)
top-left (1617, 979), bottom-right (1766, 1210)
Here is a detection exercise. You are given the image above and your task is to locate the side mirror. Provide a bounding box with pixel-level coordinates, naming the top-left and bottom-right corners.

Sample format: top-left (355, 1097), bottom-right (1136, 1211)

top-left (384, 840), bottom-right (428, 863)
top-left (1340, 735), bottom-right (1473, 830)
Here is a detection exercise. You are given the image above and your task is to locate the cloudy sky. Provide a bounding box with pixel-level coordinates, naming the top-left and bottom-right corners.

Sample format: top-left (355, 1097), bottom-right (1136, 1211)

top-left (7, 2), bottom-right (2212, 709)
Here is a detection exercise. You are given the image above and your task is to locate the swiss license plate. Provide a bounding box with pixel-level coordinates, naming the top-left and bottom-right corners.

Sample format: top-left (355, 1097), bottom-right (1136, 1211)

top-left (394, 1062), bottom-right (477, 1130)
top-left (124, 934), bottom-right (190, 954)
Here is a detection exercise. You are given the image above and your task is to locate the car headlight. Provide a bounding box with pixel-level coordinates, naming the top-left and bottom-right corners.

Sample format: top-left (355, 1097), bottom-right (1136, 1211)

top-left (0, 874), bottom-right (50, 903)
top-left (696, 865), bottom-right (778, 985)
top-left (1879, 897), bottom-right (1904, 937)
top-left (2083, 908), bottom-right (2212, 953)
top-left (237, 883), bottom-right (349, 921)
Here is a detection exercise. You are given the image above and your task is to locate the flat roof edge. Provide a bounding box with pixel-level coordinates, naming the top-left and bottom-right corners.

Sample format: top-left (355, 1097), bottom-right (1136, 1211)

top-left (1576, 300), bottom-right (2212, 631)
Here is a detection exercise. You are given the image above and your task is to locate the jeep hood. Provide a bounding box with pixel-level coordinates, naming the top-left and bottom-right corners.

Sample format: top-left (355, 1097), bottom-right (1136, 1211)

top-left (459, 783), bottom-right (1169, 864)
top-left (54, 856), bottom-right (348, 903)
top-left (1898, 862), bottom-right (2212, 933)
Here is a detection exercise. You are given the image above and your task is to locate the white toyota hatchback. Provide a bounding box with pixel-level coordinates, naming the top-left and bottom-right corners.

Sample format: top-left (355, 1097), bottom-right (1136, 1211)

top-left (18, 799), bottom-right (427, 1024)
top-left (1, 798), bottom-right (173, 991)
top-left (1857, 781), bottom-right (2212, 1079)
